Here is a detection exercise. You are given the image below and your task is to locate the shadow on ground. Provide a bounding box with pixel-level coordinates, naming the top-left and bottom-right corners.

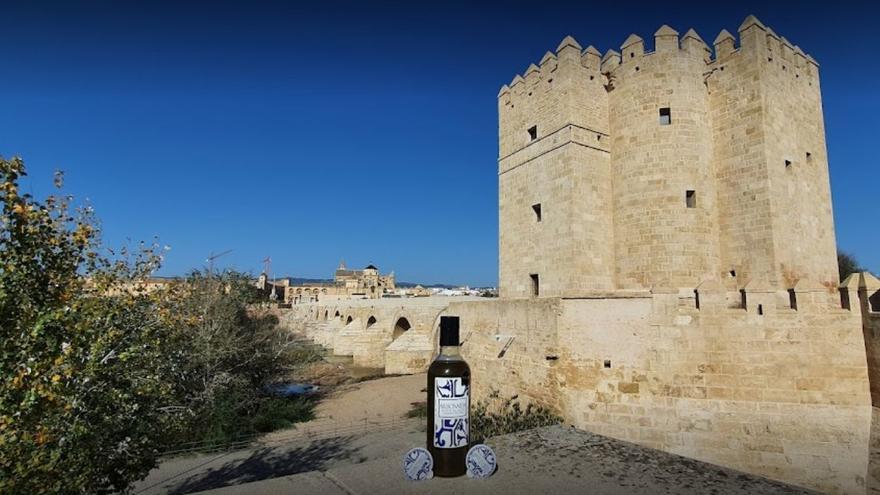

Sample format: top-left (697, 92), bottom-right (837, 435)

top-left (168, 435), bottom-right (358, 494)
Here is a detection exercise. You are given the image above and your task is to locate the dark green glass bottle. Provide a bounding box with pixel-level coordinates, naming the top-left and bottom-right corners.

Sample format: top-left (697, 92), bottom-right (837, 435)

top-left (426, 316), bottom-right (470, 477)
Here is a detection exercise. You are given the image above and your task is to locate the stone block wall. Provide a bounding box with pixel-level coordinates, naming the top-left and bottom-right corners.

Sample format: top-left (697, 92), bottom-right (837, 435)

top-left (457, 290), bottom-right (871, 494)
top-left (498, 16), bottom-right (837, 294)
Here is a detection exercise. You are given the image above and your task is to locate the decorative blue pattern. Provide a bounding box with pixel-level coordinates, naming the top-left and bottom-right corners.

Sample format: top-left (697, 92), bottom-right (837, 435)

top-left (433, 377), bottom-right (469, 448)
top-left (466, 444), bottom-right (497, 479)
top-left (403, 448), bottom-right (433, 481)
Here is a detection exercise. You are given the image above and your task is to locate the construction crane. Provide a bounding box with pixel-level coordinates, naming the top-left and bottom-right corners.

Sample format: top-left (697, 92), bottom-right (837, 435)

top-left (206, 249), bottom-right (233, 276)
top-left (262, 256), bottom-right (272, 277)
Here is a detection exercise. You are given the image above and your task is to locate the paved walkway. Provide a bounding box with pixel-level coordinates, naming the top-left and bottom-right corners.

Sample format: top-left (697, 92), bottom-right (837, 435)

top-left (139, 425), bottom-right (813, 495)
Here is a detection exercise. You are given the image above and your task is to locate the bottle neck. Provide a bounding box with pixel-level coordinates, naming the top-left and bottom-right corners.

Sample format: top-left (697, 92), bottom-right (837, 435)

top-left (438, 345), bottom-right (461, 359)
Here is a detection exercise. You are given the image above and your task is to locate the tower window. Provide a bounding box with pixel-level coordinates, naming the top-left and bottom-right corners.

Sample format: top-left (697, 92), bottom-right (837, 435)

top-left (530, 274), bottom-right (540, 297)
top-left (528, 125), bottom-right (537, 141)
top-left (840, 288), bottom-right (851, 310)
top-left (532, 203), bottom-right (542, 222)
top-left (685, 190), bottom-right (696, 208)
top-left (806, 152), bottom-right (812, 162)
top-left (788, 289), bottom-right (798, 311)
top-left (785, 159), bottom-right (792, 168)
top-left (659, 107), bottom-right (671, 125)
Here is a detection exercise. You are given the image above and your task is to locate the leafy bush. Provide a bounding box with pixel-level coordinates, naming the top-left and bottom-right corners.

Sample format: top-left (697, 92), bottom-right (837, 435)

top-left (0, 157), bottom-right (177, 494)
top-left (406, 401), bottom-right (427, 419)
top-left (155, 271), bottom-right (309, 448)
top-left (250, 396), bottom-right (315, 433)
top-left (0, 157), bottom-right (315, 494)
top-left (470, 390), bottom-right (562, 442)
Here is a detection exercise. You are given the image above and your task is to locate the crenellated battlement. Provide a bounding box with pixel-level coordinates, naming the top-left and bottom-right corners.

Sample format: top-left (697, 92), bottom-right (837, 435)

top-left (499, 14), bottom-right (837, 299)
top-left (498, 15), bottom-right (820, 102)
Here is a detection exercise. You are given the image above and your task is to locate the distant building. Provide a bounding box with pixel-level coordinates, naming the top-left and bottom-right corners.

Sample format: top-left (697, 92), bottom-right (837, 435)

top-left (287, 261), bottom-right (396, 303)
top-left (254, 273), bottom-right (289, 301)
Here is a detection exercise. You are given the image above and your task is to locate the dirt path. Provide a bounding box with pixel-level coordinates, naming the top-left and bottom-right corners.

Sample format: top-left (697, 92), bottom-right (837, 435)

top-left (263, 373), bottom-right (426, 441)
top-left (135, 374), bottom-right (427, 495)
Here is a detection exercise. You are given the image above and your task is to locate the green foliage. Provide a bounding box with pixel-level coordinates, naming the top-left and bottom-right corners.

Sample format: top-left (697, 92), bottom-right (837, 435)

top-left (156, 271), bottom-right (316, 449)
top-left (406, 401), bottom-right (427, 419)
top-left (250, 397), bottom-right (315, 433)
top-left (0, 157), bottom-right (315, 494)
top-left (470, 390), bottom-right (562, 442)
top-left (838, 250), bottom-right (864, 282)
top-left (0, 157), bottom-right (175, 494)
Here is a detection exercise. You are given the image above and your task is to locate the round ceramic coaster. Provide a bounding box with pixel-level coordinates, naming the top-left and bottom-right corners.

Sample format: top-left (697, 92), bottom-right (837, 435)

top-left (466, 444), bottom-right (497, 479)
top-left (402, 447), bottom-right (433, 481)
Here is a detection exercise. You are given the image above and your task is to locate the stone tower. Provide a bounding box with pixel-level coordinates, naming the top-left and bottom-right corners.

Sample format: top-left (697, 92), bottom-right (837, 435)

top-left (498, 15), bottom-right (838, 297)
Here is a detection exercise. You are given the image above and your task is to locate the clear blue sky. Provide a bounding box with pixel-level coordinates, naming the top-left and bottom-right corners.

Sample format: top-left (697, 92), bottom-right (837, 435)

top-left (1, 0), bottom-right (877, 286)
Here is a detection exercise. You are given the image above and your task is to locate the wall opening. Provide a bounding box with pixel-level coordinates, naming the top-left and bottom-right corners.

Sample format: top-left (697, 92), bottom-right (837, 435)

top-left (694, 289), bottom-right (700, 310)
top-left (324, 310), bottom-right (329, 320)
top-left (604, 359), bottom-right (612, 368)
top-left (806, 152), bottom-right (812, 162)
top-left (788, 289), bottom-right (798, 311)
top-left (528, 125), bottom-right (537, 141)
top-left (392, 317), bottom-right (411, 341)
top-left (870, 291), bottom-right (880, 313)
top-left (840, 288), bottom-right (851, 310)
top-left (686, 190), bottom-right (696, 208)
top-left (785, 159), bottom-right (792, 168)
top-left (729, 269), bottom-right (737, 278)
top-left (334, 310), bottom-right (340, 318)
top-left (532, 203), bottom-right (542, 222)
top-left (366, 316), bottom-right (377, 328)
top-left (530, 274), bottom-right (540, 297)
top-left (740, 289), bottom-right (747, 310)
top-left (659, 107), bottom-right (671, 125)
top-left (757, 304), bottom-right (764, 315)
top-left (346, 315), bottom-right (353, 325)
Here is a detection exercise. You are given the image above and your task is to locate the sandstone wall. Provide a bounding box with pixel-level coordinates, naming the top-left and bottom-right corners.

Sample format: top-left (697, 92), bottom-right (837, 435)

top-left (278, 297), bottom-right (481, 373)
top-left (497, 17), bottom-right (836, 294)
top-left (498, 37), bottom-right (614, 298)
top-left (458, 290), bottom-right (871, 494)
top-left (609, 28), bottom-right (721, 288)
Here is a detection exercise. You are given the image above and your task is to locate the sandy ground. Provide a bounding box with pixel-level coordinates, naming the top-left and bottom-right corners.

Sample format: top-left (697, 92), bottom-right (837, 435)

top-left (312, 373), bottom-right (425, 422)
top-left (134, 374), bottom-right (427, 495)
top-left (134, 374), bottom-right (812, 495)
top-left (263, 373), bottom-right (426, 441)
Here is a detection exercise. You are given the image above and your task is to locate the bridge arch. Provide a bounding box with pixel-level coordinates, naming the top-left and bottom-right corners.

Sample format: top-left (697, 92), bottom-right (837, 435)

top-left (392, 316), bottom-right (411, 341)
top-left (366, 315), bottom-right (377, 329)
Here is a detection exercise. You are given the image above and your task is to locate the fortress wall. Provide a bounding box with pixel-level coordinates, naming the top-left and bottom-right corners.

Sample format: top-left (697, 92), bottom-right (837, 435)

top-left (499, 142), bottom-right (613, 297)
top-left (450, 298), bottom-right (563, 409)
top-left (498, 37), bottom-right (614, 298)
top-left (608, 29), bottom-right (721, 288)
top-left (707, 19), bottom-right (834, 289)
top-left (755, 25), bottom-right (839, 288)
top-left (708, 29), bottom-right (778, 287)
top-left (458, 293), bottom-right (871, 494)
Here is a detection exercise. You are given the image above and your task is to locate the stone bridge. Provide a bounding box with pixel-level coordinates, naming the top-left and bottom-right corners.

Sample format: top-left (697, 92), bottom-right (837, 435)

top-left (278, 297), bottom-right (482, 374)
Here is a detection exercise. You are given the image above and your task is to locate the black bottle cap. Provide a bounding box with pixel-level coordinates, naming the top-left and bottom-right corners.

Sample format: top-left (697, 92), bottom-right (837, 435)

top-left (439, 316), bottom-right (460, 346)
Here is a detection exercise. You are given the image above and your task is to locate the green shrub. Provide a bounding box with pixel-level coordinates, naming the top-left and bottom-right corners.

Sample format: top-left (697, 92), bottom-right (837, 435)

top-left (470, 390), bottom-right (562, 442)
top-left (251, 396), bottom-right (316, 433)
top-left (406, 401), bottom-right (427, 419)
top-left (0, 157), bottom-right (318, 493)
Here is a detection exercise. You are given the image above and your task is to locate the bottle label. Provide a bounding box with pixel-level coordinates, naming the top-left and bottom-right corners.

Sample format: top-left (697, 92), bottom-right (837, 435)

top-left (433, 377), bottom-right (469, 449)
